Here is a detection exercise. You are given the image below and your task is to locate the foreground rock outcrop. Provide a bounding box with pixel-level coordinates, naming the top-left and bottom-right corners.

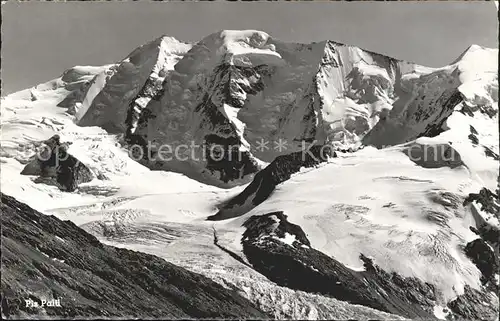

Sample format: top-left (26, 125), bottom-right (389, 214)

top-left (0, 193), bottom-right (268, 319)
top-left (20, 135), bottom-right (93, 192)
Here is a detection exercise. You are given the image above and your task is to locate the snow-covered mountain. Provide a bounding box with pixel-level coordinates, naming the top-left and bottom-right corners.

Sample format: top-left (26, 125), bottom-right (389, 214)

top-left (1, 30), bottom-right (498, 320)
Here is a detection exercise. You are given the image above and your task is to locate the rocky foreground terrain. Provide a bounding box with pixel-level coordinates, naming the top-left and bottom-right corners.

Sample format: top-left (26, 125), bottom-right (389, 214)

top-left (1, 193), bottom-right (268, 319)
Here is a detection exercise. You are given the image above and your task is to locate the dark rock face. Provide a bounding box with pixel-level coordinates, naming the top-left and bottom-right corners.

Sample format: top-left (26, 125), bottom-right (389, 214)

top-left (447, 285), bottom-right (499, 321)
top-left (214, 63), bottom-right (266, 108)
top-left (242, 211), bottom-right (312, 248)
top-left (470, 225), bottom-right (500, 250)
top-left (466, 188), bottom-right (500, 255)
top-left (125, 75), bottom-right (164, 141)
top-left (402, 142), bottom-right (464, 169)
top-left (420, 90), bottom-right (463, 138)
top-left (0, 193), bottom-right (268, 319)
top-left (469, 125), bottom-right (480, 145)
top-left (464, 239), bottom-right (499, 288)
top-left (208, 145), bottom-right (335, 220)
top-left (126, 62), bottom-right (268, 186)
top-left (467, 124), bottom-right (500, 161)
top-left (484, 146), bottom-right (500, 161)
top-left (187, 63), bottom-right (266, 183)
top-left (203, 134), bottom-right (260, 184)
top-left (464, 188), bottom-right (500, 316)
top-left (459, 103), bottom-right (498, 119)
top-left (467, 125), bottom-right (499, 161)
top-left (464, 188), bottom-right (500, 221)
top-left (240, 212), bottom-right (437, 319)
top-left (20, 135), bottom-right (94, 192)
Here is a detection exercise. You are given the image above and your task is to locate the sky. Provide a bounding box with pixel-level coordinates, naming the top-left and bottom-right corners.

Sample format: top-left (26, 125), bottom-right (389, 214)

top-left (1, 1), bottom-right (498, 95)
